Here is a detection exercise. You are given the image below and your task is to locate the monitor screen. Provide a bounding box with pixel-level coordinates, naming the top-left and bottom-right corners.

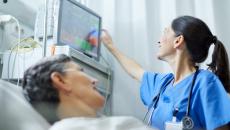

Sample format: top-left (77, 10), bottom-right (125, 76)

top-left (57, 0), bottom-right (101, 60)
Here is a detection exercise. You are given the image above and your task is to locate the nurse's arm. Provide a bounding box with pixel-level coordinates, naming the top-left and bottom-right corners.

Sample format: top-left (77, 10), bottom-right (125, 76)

top-left (101, 30), bottom-right (145, 82)
top-left (216, 124), bottom-right (229, 130)
top-left (105, 44), bottom-right (144, 82)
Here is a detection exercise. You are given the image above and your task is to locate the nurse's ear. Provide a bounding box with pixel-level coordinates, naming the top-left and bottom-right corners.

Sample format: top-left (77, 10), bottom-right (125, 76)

top-left (50, 72), bottom-right (71, 94)
top-left (173, 35), bottom-right (185, 49)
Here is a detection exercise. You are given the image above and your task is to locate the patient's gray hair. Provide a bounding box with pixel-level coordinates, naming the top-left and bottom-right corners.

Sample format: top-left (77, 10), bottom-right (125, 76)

top-left (22, 54), bottom-right (72, 103)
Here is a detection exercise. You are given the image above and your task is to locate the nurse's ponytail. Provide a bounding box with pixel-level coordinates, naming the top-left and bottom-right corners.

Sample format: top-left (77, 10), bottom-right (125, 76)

top-left (207, 37), bottom-right (230, 93)
top-left (172, 16), bottom-right (230, 93)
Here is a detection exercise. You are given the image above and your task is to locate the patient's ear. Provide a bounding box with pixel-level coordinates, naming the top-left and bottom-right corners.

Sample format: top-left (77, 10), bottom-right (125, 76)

top-left (50, 72), bottom-right (71, 94)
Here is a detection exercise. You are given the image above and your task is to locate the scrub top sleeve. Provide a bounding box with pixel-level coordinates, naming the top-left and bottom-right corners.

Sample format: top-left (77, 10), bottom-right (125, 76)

top-left (198, 77), bottom-right (230, 130)
top-left (140, 72), bottom-right (163, 106)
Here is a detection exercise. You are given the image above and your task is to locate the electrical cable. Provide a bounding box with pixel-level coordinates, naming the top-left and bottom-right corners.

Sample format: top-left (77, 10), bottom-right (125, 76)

top-left (0, 15), bottom-right (40, 84)
top-left (6, 16), bottom-right (21, 86)
top-left (13, 16), bottom-right (21, 86)
top-left (0, 15), bottom-right (21, 85)
top-left (6, 38), bottom-right (40, 85)
top-left (8, 42), bottom-right (19, 83)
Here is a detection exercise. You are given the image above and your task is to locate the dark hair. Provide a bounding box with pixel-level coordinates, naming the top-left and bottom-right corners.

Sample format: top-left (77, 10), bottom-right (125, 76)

top-left (172, 16), bottom-right (230, 93)
top-left (22, 54), bottom-right (72, 123)
top-left (22, 54), bottom-right (72, 103)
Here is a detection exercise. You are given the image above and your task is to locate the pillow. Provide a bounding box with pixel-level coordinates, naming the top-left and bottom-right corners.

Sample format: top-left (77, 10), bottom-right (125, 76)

top-left (0, 79), bottom-right (50, 130)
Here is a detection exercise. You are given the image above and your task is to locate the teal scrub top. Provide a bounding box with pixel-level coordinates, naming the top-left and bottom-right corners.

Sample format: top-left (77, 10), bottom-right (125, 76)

top-left (140, 69), bottom-right (230, 130)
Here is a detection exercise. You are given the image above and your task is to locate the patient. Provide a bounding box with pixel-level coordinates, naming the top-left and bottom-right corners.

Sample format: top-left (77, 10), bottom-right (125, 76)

top-left (22, 54), bottom-right (155, 130)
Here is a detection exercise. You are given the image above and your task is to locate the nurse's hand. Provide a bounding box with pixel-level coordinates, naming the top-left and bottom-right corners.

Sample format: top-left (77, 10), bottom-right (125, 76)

top-left (101, 29), bottom-right (114, 50)
top-left (100, 29), bottom-right (145, 82)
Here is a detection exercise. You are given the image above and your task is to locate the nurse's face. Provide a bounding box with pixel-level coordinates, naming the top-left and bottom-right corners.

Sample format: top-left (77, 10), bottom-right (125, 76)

top-left (157, 26), bottom-right (177, 61)
top-left (62, 62), bottom-right (105, 110)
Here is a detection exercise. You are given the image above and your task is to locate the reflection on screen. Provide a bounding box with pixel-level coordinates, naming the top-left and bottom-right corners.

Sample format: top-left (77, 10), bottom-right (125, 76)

top-left (59, 0), bottom-right (101, 58)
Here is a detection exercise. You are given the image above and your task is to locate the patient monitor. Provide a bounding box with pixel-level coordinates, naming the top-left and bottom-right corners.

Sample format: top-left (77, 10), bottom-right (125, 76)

top-left (57, 0), bottom-right (102, 61)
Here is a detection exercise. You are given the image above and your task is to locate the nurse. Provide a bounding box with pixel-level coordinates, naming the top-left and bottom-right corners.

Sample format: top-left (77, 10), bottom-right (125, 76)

top-left (101, 16), bottom-right (230, 130)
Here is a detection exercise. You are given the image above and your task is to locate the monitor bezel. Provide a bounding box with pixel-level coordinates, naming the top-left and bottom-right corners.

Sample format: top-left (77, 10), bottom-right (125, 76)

top-left (57, 0), bottom-right (102, 61)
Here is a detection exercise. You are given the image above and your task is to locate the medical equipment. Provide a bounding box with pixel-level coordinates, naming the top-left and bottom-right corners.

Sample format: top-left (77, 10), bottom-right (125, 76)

top-left (57, 0), bottom-right (102, 61)
top-left (1, 38), bottom-right (42, 80)
top-left (143, 68), bottom-right (199, 130)
top-left (0, 14), bottom-right (21, 85)
top-left (42, 0), bottom-right (49, 57)
top-left (0, 15), bottom-right (11, 23)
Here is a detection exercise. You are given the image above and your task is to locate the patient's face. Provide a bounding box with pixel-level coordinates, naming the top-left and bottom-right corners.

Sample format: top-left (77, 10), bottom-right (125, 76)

top-left (63, 62), bottom-right (105, 110)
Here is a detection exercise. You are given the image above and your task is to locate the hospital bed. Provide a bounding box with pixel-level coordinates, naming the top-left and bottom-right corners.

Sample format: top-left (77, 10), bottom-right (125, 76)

top-left (0, 79), bottom-right (50, 130)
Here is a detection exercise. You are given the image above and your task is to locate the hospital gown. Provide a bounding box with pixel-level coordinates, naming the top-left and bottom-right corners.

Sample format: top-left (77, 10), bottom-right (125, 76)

top-left (49, 116), bottom-right (157, 130)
